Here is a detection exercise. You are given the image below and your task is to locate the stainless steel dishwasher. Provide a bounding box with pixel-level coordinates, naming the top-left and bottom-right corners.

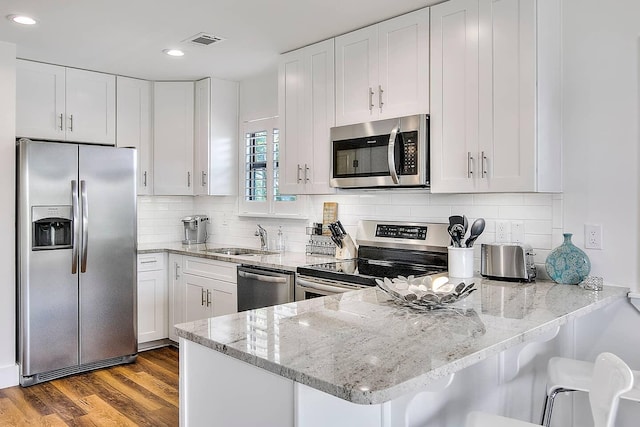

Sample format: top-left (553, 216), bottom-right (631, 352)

top-left (237, 265), bottom-right (295, 311)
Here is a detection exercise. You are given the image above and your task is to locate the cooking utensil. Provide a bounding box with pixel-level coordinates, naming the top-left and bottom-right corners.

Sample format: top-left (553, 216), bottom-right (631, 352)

top-left (463, 215), bottom-right (468, 236)
top-left (449, 215), bottom-right (464, 228)
top-left (450, 223), bottom-right (465, 247)
top-left (336, 220), bottom-right (347, 236)
top-left (465, 218), bottom-right (486, 248)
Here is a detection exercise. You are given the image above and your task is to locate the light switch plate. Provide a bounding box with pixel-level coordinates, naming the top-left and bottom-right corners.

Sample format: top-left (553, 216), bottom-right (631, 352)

top-left (511, 221), bottom-right (524, 243)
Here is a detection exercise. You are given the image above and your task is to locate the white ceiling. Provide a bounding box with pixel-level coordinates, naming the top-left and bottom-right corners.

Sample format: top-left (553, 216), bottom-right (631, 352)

top-left (0, 0), bottom-right (440, 82)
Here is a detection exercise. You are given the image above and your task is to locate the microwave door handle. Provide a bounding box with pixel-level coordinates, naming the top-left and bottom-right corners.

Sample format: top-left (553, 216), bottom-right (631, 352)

top-left (387, 120), bottom-right (400, 184)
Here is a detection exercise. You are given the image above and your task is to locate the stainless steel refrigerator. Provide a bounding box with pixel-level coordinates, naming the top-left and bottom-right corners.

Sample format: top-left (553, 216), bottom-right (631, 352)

top-left (16, 138), bottom-right (137, 386)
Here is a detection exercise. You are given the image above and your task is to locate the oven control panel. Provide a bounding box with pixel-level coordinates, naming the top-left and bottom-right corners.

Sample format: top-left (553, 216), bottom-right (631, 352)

top-left (375, 224), bottom-right (427, 240)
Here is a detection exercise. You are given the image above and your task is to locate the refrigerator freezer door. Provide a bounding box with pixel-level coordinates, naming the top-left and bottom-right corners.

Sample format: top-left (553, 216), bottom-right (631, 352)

top-left (78, 145), bottom-right (137, 364)
top-left (18, 141), bottom-right (80, 376)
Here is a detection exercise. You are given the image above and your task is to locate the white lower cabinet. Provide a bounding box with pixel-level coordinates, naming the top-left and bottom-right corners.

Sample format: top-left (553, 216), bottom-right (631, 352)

top-left (168, 254), bottom-right (238, 343)
top-left (137, 253), bottom-right (168, 344)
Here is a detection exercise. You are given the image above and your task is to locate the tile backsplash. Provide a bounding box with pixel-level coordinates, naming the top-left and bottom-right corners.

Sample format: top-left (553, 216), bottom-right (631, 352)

top-left (138, 191), bottom-right (563, 276)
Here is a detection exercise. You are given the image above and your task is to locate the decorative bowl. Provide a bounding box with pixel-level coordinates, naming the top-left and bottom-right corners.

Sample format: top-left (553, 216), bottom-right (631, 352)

top-left (375, 275), bottom-right (476, 311)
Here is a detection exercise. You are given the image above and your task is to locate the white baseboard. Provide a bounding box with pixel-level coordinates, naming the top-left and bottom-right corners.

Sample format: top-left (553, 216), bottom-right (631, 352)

top-left (0, 363), bottom-right (19, 389)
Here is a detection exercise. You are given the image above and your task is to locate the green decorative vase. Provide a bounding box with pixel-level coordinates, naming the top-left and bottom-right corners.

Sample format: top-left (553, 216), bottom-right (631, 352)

top-left (545, 233), bottom-right (591, 284)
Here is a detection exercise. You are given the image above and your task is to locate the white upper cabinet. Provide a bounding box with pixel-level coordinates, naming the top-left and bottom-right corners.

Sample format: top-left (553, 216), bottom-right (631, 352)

top-left (194, 77), bottom-right (239, 196)
top-left (16, 60), bottom-right (116, 145)
top-left (430, 0), bottom-right (479, 193)
top-left (279, 39), bottom-right (335, 195)
top-left (335, 8), bottom-right (429, 126)
top-left (153, 81), bottom-right (194, 196)
top-left (430, 0), bottom-right (561, 193)
top-left (116, 76), bottom-right (152, 195)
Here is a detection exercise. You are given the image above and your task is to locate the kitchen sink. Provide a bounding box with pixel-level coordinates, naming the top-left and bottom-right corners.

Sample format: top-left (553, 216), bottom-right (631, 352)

top-left (205, 247), bottom-right (277, 256)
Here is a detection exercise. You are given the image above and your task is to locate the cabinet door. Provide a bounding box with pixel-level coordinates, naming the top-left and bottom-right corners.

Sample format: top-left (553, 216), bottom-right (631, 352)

top-left (430, 0), bottom-right (480, 193)
top-left (168, 254), bottom-right (184, 342)
top-left (117, 76), bottom-right (153, 195)
top-left (138, 268), bottom-right (168, 343)
top-left (209, 78), bottom-right (239, 195)
top-left (210, 281), bottom-right (237, 317)
top-left (16, 60), bottom-right (66, 140)
top-left (335, 25), bottom-right (379, 126)
top-left (184, 274), bottom-right (214, 323)
top-left (194, 78), bottom-right (211, 196)
top-left (303, 39), bottom-right (336, 194)
top-left (278, 49), bottom-right (305, 195)
top-left (65, 68), bottom-right (116, 145)
top-left (153, 81), bottom-right (195, 195)
top-left (478, 0), bottom-right (536, 192)
top-left (378, 8), bottom-right (430, 119)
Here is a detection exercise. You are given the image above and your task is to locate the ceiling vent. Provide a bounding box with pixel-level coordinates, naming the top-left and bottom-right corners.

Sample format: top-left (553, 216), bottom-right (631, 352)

top-left (183, 32), bottom-right (226, 47)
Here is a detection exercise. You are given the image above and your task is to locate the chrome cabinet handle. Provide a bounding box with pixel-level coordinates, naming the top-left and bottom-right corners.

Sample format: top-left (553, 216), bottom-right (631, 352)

top-left (175, 263), bottom-right (180, 280)
top-left (187, 172), bottom-right (191, 187)
top-left (387, 120), bottom-right (400, 184)
top-left (297, 164), bottom-right (302, 183)
top-left (80, 180), bottom-right (88, 273)
top-left (201, 171), bottom-right (207, 187)
top-left (467, 152), bottom-right (474, 179)
top-left (140, 259), bottom-right (157, 264)
top-left (71, 180), bottom-right (79, 274)
top-left (369, 87), bottom-right (374, 112)
top-left (201, 288), bottom-right (206, 306)
top-left (59, 113), bottom-right (64, 131)
top-left (481, 151), bottom-right (487, 178)
top-left (69, 114), bottom-right (74, 132)
top-left (206, 289), bottom-right (211, 307)
top-left (143, 171), bottom-right (147, 187)
top-left (378, 85), bottom-right (384, 112)
top-left (304, 164), bottom-right (309, 183)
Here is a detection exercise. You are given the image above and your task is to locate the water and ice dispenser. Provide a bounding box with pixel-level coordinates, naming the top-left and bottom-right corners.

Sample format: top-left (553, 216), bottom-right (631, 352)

top-left (32, 206), bottom-right (73, 250)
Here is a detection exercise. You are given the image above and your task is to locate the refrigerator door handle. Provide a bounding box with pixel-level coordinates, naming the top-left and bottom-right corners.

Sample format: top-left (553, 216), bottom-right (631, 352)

top-left (71, 180), bottom-right (79, 274)
top-left (80, 180), bottom-right (88, 273)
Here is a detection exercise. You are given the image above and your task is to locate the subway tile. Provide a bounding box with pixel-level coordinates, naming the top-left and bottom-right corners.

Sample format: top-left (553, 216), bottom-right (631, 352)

top-left (430, 194), bottom-right (474, 205)
top-left (523, 194), bottom-right (554, 206)
top-left (472, 193), bottom-right (524, 206)
top-left (499, 205), bottom-right (553, 220)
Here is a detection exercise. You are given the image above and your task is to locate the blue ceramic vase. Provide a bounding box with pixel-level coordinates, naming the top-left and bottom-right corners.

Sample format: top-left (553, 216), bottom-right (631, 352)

top-left (545, 233), bottom-right (591, 284)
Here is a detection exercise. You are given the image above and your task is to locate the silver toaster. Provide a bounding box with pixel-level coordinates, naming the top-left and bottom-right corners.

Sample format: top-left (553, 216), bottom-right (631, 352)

top-left (480, 243), bottom-right (536, 282)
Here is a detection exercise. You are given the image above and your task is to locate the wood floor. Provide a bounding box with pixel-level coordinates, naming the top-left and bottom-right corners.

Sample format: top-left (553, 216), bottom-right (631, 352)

top-left (0, 346), bottom-right (179, 426)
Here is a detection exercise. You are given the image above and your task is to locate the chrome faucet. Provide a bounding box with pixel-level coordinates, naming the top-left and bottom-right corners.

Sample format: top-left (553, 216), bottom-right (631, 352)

top-left (255, 224), bottom-right (268, 250)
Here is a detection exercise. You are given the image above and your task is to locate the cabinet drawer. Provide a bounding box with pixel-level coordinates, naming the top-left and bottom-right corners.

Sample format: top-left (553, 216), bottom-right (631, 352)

top-left (138, 252), bottom-right (166, 272)
top-left (183, 257), bottom-right (237, 283)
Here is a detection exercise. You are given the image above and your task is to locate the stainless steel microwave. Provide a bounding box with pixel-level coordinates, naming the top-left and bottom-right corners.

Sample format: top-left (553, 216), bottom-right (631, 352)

top-left (330, 114), bottom-right (429, 188)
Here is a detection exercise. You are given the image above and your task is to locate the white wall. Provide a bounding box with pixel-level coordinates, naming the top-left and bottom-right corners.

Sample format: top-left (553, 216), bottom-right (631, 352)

top-left (562, 0), bottom-right (640, 289)
top-left (0, 42), bottom-right (17, 388)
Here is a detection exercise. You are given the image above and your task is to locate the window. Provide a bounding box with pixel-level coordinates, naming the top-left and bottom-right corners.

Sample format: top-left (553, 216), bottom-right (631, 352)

top-left (239, 117), bottom-right (303, 216)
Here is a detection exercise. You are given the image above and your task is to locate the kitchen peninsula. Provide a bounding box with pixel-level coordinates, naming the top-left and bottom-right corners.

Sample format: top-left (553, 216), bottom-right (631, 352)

top-left (175, 280), bottom-right (629, 427)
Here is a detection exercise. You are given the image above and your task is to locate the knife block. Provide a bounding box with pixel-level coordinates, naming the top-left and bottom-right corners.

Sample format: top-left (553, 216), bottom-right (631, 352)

top-left (335, 235), bottom-right (357, 260)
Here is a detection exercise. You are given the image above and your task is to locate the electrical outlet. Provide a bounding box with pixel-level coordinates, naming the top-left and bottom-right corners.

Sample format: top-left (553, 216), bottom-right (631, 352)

top-left (584, 224), bottom-right (602, 249)
top-left (511, 221), bottom-right (524, 243)
top-left (496, 220), bottom-right (510, 243)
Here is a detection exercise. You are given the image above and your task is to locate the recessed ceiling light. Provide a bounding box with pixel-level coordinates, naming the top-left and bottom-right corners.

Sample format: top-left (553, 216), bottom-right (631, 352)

top-left (7, 14), bottom-right (37, 25)
top-left (163, 49), bottom-right (185, 57)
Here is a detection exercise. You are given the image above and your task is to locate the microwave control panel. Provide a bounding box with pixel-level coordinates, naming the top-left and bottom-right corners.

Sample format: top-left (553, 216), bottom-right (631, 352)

top-left (401, 131), bottom-right (418, 175)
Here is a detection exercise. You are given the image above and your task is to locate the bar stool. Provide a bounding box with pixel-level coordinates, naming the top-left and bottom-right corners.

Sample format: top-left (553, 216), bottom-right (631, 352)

top-left (466, 352), bottom-right (634, 427)
top-left (540, 356), bottom-right (640, 426)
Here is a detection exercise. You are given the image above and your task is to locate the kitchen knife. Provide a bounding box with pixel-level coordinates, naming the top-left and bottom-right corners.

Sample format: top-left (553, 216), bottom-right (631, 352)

top-left (336, 220), bottom-right (347, 237)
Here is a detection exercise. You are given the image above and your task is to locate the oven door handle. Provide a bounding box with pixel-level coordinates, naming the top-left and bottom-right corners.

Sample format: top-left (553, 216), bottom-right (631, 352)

top-left (387, 120), bottom-right (401, 184)
top-left (296, 277), bottom-right (352, 293)
top-left (239, 270), bottom-right (288, 284)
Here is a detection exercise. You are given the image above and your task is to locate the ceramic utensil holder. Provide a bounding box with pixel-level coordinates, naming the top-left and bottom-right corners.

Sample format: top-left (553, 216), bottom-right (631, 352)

top-left (448, 246), bottom-right (474, 278)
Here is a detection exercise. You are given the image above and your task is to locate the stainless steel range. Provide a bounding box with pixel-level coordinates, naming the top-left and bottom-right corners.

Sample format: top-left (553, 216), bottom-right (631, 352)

top-left (296, 220), bottom-right (450, 300)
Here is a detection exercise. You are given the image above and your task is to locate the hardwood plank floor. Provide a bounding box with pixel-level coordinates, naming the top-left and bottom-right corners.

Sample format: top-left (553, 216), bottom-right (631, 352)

top-left (0, 346), bottom-right (179, 426)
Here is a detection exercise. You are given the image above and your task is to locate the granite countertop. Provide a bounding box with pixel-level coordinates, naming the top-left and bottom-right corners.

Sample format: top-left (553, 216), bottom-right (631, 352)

top-left (175, 279), bottom-right (629, 404)
top-left (138, 242), bottom-right (335, 272)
